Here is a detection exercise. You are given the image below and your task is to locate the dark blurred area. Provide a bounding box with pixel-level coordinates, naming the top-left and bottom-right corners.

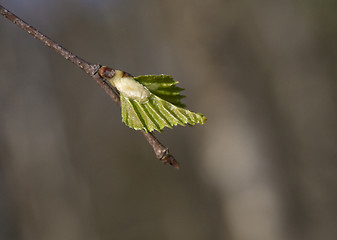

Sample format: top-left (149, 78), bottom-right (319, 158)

top-left (1, 0), bottom-right (336, 240)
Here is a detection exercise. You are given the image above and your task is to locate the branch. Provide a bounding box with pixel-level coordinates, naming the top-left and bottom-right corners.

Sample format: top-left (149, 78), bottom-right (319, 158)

top-left (0, 4), bottom-right (179, 169)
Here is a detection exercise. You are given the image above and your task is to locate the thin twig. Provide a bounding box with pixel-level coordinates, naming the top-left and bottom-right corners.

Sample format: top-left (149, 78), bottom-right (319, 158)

top-left (0, 4), bottom-right (179, 169)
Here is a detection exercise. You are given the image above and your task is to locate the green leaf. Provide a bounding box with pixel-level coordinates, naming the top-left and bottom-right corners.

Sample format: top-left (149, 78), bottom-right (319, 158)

top-left (120, 94), bottom-right (206, 132)
top-left (101, 70), bottom-right (206, 132)
top-left (134, 75), bottom-right (186, 107)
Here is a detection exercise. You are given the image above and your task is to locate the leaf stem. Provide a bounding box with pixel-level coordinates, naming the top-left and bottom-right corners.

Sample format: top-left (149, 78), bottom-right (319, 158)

top-left (0, 4), bottom-right (179, 169)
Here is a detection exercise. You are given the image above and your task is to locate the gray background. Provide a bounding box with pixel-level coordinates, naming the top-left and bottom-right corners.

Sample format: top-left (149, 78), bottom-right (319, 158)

top-left (1, 0), bottom-right (336, 240)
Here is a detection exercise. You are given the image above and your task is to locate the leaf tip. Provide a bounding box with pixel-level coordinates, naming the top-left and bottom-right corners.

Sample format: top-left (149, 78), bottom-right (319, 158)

top-left (201, 115), bottom-right (207, 124)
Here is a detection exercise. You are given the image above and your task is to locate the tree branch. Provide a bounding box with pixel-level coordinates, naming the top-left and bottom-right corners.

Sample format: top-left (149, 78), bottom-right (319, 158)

top-left (0, 4), bottom-right (179, 169)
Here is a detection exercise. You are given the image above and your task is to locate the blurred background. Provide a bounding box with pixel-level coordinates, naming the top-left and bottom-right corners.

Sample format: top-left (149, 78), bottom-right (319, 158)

top-left (1, 0), bottom-right (336, 239)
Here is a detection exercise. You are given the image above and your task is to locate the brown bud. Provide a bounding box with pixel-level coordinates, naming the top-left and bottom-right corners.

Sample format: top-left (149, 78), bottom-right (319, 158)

top-left (99, 66), bottom-right (115, 79)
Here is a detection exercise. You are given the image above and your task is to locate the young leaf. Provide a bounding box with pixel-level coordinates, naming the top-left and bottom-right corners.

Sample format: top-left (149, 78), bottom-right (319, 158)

top-left (100, 67), bottom-right (206, 132)
top-left (135, 75), bottom-right (186, 107)
top-left (120, 94), bottom-right (206, 132)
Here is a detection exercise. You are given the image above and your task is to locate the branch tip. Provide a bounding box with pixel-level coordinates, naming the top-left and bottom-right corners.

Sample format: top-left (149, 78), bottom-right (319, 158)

top-left (161, 154), bottom-right (180, 170)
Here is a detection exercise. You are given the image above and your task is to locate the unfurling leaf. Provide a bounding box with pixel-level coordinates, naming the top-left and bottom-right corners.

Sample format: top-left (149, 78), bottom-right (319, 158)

top-left (99, 67), bottom-right (206, 132)
top-left (120, 94), bottom-right (206, 132)
top-left (135, 75), bottom-right (186, 108)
